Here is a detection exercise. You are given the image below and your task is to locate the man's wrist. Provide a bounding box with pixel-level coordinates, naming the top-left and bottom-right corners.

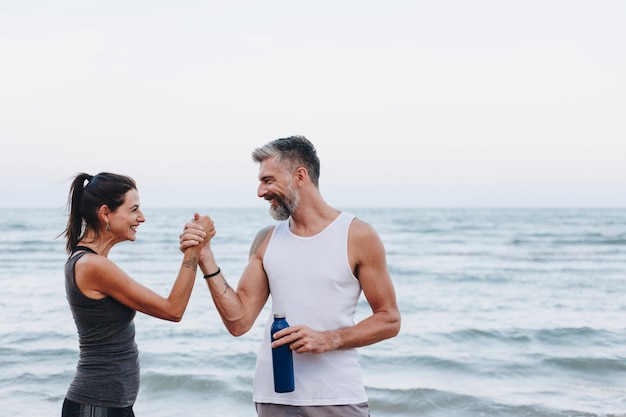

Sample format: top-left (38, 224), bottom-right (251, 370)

top-left (203, 267), bottom-right (221, 279)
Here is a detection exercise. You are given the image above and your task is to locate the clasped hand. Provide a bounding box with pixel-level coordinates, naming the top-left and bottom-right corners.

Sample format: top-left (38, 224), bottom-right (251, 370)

top-left (179, 213), bottom-right (215, 251)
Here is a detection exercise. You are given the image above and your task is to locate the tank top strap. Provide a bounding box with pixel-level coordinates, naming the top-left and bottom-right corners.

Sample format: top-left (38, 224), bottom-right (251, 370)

top-left (70, 246), bottom-right (97, 256)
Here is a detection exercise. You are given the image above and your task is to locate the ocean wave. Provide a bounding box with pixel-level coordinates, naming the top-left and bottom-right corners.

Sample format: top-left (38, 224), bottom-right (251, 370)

top-left (445, 328), bottom-right (532, 344)
top-left (366, 386), bottom-right (600, 417)
top-left (141, 350), bottom-right (258, 373)
top-left (543, 356), bottom-right (626, 375)
top-left (439, 327), bottom-right (621, 348)
top-left (533, 327), bottom-right (622, 346)
top-left (511, 234), bottom-right (626, 246)
top-left (140, 370), bottom-right (252, 398)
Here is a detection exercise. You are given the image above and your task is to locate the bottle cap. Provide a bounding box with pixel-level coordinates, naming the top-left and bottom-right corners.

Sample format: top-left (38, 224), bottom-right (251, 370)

top-left (274, 313), bottom-right (286, 319)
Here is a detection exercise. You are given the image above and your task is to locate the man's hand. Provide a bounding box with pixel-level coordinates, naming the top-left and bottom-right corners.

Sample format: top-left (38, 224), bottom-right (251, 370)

top-left (271, 324), bottom-right (342, 354)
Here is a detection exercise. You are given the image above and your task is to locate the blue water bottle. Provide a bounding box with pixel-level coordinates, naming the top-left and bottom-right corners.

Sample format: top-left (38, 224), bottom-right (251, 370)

top-left (271, 313), bottom-right (295, 393)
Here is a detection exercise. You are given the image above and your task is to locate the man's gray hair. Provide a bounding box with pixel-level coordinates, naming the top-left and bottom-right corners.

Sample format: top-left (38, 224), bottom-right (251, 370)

top-left (251, 136), bottom-right (320, 187)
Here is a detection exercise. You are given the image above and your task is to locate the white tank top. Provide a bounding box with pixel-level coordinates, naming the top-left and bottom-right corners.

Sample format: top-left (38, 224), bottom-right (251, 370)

top-left (252, 212), bottom-right (368, 405)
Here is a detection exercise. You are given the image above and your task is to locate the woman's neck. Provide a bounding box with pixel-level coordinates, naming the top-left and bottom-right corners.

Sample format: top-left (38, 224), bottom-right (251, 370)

top-left (78, 231), bottom-right (113, 257)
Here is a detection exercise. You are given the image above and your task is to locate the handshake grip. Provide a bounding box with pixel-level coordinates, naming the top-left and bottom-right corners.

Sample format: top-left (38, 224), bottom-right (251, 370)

top-left (183, 214), bottom-right (215, 256)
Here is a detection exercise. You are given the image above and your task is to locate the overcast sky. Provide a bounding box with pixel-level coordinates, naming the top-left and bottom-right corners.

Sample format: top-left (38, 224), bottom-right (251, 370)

top-left (1, 1), bottom-right (624, 209)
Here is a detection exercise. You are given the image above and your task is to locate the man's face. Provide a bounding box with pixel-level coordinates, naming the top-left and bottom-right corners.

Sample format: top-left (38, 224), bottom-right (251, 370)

top-left (257, 156), bottom-right (300, 220)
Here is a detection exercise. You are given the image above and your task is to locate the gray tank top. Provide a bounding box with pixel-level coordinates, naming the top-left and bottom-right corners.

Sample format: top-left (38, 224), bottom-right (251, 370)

top-left (65, 246), bottom-right (140, 407)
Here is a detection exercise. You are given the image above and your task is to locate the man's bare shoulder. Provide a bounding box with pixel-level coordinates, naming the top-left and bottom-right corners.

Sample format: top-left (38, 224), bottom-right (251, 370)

top-left (349, 216), bottom-right (379, 239)
top-left (249, 225), bottom-right (275, 257)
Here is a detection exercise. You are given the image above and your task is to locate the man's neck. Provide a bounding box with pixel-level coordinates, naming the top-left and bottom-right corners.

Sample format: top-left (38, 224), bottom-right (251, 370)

top-left (288, 202), bottom-right (340, 237)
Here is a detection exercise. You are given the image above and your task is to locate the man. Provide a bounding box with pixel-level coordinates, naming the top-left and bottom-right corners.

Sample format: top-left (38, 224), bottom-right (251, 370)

top-left (181, 136), bottom-right (401, 417)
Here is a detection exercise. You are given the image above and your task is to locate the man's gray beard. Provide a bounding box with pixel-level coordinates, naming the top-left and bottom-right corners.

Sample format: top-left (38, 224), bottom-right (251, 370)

top-left (269, 189), bottom-right (300, 221)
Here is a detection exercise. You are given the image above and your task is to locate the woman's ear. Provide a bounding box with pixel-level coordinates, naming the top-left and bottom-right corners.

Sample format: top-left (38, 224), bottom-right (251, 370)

top-left (98, 205), bottom-right (111, 226)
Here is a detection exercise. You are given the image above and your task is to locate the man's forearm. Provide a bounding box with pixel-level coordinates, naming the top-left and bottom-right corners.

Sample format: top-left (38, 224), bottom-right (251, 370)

top-left (332, 310), bottom-right (401, 350)
top-left (200, 259), bottom-right (245, 323)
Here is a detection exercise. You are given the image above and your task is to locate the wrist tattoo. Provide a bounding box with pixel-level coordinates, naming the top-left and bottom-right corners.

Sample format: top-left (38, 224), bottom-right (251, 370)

top-left (183, 256), bottom-right (198, 271)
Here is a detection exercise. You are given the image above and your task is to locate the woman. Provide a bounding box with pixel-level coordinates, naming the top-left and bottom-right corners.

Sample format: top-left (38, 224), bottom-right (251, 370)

top-left (60, 172), bottom-right (213, 417)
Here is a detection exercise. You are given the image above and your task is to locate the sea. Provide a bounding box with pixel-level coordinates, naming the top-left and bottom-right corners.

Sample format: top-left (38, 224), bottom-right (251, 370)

top-left (1, 207), bottom-right (625, 417)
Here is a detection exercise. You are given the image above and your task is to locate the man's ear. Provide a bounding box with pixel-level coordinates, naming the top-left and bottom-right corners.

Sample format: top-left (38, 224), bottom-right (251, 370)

top-left (294, 166), bottom-right (308, 185)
